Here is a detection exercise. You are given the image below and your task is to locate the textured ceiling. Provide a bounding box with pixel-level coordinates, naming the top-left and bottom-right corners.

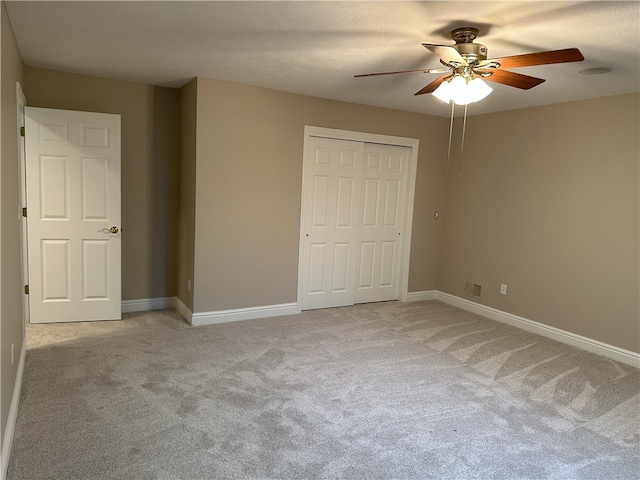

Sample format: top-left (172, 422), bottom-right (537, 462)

top-left (6, 1), bottom-right (640, 117)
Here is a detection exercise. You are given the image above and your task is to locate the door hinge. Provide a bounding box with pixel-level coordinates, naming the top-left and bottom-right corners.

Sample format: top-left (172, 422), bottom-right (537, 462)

top-left (24, 285), bottom-right (29, 295)
top-left (22, 207), bottom-right (27, 217)
top-left (20, 126), bottom-right (25, 137)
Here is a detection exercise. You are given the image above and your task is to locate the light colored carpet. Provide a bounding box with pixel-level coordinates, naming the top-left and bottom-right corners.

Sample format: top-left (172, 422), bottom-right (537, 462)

top-left (7, 301), bottom-right (640, 479)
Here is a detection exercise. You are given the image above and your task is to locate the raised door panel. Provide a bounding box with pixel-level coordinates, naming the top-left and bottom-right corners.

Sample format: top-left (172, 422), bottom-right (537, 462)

top-left (311, 175), bottom-right (330, 228)
top-left (41, 239), bottom-right (70, 301)
top-left (336, 177), bottom-right (355, 227)
top-left (39, 155), bottom-right (69, 220)
top-left (308, 243), bottom-right (326, 295)
top-left (357, 241), bottom-right (375, 289)
top-left (362, 178), bottom-right (379, 227)
top-left (331, 243), bottom-right (351, 293)
top-left (82, 239), bottom-right (110, 300)
top-left (81, 157), bottom-right (109, 220)
top-left (379, 241), bottom-right (396, 287)
top-left (383, 179), bottom-right (401, 227)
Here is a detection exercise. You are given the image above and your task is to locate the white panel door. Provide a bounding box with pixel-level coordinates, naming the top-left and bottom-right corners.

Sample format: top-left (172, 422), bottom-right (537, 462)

top-left (355, 144), bottom-right (409, 303)
top-left (300, 136), bottom-right (411, 310)
top-left (25, 107), bottom-right (121, 323)
top-left (300, 137), bottom-right (363, 309)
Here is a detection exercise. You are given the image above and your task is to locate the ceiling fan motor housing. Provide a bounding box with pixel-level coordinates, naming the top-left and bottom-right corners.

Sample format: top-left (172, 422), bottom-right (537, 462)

top-left (453, 43), bottom-right (488, 63)
top-left (450, 27), bottom-right (487, 64)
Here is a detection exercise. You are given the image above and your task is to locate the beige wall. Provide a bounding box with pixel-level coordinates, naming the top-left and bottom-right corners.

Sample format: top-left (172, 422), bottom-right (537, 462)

top-left (1, 0), bottom-right (24, 451)
top-left (23, 67), bottom-right (180, 301)
top-left (438, 93), bottom-right (640, 353)
top-left (177, 79), bottom-right (197, 311)
top-left (192, 77), bottom-right (448, 313)
top-left (4, 57), bottom-right (635, 455)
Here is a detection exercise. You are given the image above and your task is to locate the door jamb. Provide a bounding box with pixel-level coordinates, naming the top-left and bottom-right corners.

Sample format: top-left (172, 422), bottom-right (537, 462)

top-left (17, 82), bottom-right (29, 329)
top-left (297, 125), bottom-right (419, 308)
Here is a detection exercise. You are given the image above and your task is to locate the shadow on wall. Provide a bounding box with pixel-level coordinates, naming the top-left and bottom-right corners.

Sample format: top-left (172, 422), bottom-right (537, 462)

top-left (150, 86), bottom-right (179, 298)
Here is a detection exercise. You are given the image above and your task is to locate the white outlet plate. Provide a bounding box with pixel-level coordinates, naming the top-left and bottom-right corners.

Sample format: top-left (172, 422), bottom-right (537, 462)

top-left (500, 284), bottom-right (507, 295)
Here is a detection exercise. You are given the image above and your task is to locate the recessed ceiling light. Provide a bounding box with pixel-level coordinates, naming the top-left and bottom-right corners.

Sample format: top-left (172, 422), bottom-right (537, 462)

top-left (579, 67), bottom-right (612, 75)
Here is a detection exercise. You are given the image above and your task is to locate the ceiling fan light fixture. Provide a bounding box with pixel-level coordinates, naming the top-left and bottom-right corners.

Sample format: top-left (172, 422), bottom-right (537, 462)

top-left (432, 75), bottom-right (492, 105)
top-left (467, 77), bottom-right (493, 102)
top-left (432, 77), bottom-right (454, 103)
top-left (450, 75), bottom-right (474, 105)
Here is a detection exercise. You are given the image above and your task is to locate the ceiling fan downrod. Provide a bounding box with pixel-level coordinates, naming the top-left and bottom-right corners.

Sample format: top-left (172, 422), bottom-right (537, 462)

top-left (450, 27), bottom-right (480, 44)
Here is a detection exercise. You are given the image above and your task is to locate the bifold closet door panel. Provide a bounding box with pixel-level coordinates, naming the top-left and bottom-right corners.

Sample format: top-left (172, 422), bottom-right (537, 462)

top-left (354, 143), bottom-right (409, 304)
top-left (300, 137), bottom-right (363, 309)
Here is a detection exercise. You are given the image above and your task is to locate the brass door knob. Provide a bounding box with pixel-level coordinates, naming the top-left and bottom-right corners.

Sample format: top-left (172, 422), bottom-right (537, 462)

top-left (102, 226), bottom-right (119, 234)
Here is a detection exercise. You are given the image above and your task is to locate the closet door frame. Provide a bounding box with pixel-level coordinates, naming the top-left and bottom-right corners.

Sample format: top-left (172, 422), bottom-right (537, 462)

top-left (297, 126), bottom-right (419, 308)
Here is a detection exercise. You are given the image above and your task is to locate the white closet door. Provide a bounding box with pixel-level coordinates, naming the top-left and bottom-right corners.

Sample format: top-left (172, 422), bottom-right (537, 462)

top-left (300, 136), bottom-right (410, 310)
top-left (355, 144), bottom-right (409, 303)
top-left (300, 137), bottom-right (363, 309)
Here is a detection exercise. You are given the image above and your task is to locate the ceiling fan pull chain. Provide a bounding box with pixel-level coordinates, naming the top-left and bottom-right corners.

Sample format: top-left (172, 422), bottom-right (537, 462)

top-left (460, 103), bottom-right (468, 170)
top-left (447, 101), bottom-right (455, 172)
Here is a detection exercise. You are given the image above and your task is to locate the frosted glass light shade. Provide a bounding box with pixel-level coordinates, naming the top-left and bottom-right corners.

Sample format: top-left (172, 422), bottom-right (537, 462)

top-left (432, 76), bottom-right (493, 105)
top-left (467, 78), bottom-right (493, 102)
top-left (432, 80), bottom-right (453, 103)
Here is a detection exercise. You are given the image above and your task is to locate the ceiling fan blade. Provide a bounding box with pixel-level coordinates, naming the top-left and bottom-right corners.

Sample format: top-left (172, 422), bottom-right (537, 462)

top-left (484, 48), bottom-right (584, 69)
top-left (414, 75), bottom-right (449, 96)
top-left (354, 68), bottom-right (442, 77)
top-left (426, 67), bottom-right (453, 74)
top-left (481, 69), bottom-right (545, 89)
top-left (422, 44), bottom-right (468, 66)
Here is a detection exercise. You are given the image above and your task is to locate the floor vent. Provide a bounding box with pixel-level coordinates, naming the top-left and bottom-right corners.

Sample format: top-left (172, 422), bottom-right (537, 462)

top-left (464, 282), bottom-right (482, 298)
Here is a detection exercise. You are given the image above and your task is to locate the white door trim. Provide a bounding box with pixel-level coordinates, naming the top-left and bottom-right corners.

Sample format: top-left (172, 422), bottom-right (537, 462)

top-left (298, 126), bottom-right (419, 308)
top-left (17, 82), bottom-right (28, 332)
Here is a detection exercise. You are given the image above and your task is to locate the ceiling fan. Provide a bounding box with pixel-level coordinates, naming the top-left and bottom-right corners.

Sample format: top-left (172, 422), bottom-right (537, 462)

top-left (355, 27), bottom-right (584, 101)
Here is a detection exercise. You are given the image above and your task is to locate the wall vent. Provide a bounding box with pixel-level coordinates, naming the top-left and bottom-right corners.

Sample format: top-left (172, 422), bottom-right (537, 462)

top-left (464, 282), bottom-right (482, 298)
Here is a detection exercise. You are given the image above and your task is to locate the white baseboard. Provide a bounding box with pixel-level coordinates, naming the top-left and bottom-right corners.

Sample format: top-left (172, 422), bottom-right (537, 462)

top-left (191, 302), bottom-right (301, 327)
top-left (121, 297), bottom-right (176, 313)
top-left (1, 342), bottom-right (26, 480)
top-left (175, 297), bottom-right (193, 325)
top-left (124, 297), bottom-right (299, 328)
top-left (405, 290), bottom-right (437, 302)
top-left (431, 291), bottom-right (640, 368)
